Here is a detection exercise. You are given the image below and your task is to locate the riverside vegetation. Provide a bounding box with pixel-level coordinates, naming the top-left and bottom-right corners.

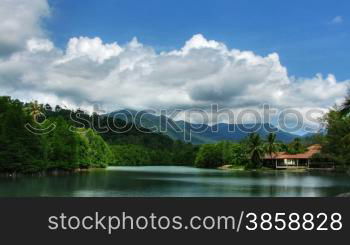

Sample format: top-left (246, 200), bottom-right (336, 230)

top-left (0, 91), bottom-right (349, 174)
top-left (0, 96), bottom-right (197, 173)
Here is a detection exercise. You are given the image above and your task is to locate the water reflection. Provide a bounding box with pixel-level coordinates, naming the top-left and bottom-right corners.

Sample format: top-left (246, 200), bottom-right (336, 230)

top-left (0, 166), bottom-right (349, 197)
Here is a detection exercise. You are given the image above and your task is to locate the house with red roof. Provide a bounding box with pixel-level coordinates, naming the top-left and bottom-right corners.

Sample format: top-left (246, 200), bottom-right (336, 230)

top-left (263, 144), bottom-right (334, 169)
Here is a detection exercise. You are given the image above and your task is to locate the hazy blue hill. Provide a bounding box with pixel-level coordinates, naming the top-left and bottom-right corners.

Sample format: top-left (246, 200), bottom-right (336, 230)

top-left (108, 110), bottom-right (211, 144)
top-left (108, 110), bottom-right (298, 144)
top-left (301, 130), bottom-right (326, 138)
top-left (301, 132), bottom-right (317, 138)
top-left (172, 120), bottom-right (217, 144)
top-left (197, 123), bottom-right (297, 142)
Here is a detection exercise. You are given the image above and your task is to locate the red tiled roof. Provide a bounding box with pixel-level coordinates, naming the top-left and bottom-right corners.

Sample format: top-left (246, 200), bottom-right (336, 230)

top-left (264, 144), bottom-right (321, 160)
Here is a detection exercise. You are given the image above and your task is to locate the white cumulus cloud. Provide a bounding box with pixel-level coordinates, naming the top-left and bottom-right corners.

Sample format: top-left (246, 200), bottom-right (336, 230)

top-left (57, 37), bottom-right (123, 64)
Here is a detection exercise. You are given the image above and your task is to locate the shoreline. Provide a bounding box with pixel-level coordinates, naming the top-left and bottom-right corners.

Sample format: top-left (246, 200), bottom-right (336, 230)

top-left (0, 167), bottom-right (105, 178)
top-left (218, 164), bottom-right (350, 174)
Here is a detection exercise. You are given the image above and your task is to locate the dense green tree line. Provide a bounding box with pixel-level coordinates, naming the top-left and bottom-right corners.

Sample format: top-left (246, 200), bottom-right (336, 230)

top-left (0, 96), bottom-right (198, 173)
top-left (0, 97), bottom-right (113, 173)
top-left (195, 134), bottom-right (310, 169)
top-left (194, 141), bottom-right (247, 168)
top-left (109, 141), bottom-right (197, 166)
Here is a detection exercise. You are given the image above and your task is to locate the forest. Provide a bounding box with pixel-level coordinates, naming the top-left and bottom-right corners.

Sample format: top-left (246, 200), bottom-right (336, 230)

top-left (0, 91), bottom-right (349, 174)
top-left (0, 96), bottom-right (197, 173)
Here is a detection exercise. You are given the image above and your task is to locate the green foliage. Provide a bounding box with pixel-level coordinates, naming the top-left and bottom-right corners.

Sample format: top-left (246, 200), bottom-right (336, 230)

top-left (194, 141), bottom-right (248, 168)
top-left (110, 145), bottom-right (152, 166)
top-left (0, 97), bottom-right (45, 173)
top-left (230, 143), bottom-right (248, 166)
top-left (37, 117), bottom-right (113, 170)
top-left (286, 138), bottom-right (307, 154)
top-left (75, 129), bottom-right (113, 168)
top-left (323, 107), bottom-right (350, 165)
top-left (170, 141), bottom-right (199, 165)
top-left (220, 141), bottom-right (234, 165)
top-left (0, 97), bottom-right (113, 173)
top-left (48, 105), bottom-right (198, 166)
top-left (301, 133), bottom-right (327, 146)
top-left (265, 133), bottom-right (279, 158)
top-left (0, 96), bottom-right (198, 173)
top-left (262, 133), bottom-right (280, 167)
top-left (246, 133), bottom-right (265, 169)
top-left (110, 140), bottom-right (198, 166)
top-left (195, 144), bottom-right (222, 168)
top-left (45, 117), bottom-right (80, 170)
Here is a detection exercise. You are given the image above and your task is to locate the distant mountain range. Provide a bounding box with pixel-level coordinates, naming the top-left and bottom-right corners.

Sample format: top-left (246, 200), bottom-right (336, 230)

top-left (108, 110), bottom-right (300, 144)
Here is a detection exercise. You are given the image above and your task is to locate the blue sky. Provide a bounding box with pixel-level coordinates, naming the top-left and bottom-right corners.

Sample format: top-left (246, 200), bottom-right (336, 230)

top-left (47, 0), bottom-right (350, 80)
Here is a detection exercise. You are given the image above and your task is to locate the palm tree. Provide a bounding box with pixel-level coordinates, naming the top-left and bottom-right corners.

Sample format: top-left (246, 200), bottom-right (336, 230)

top-left (26, 100), bottom-right (43, 121)
top-left (265, 133), bottom-right (279, 165)
top-left (247, 133), bottom-right (265, 168)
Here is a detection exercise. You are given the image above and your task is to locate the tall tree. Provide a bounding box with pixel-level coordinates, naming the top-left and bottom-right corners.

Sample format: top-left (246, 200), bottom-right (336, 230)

top-left (26, 100), bottom-right (43, 121)
top-left (265, 133), bottom-right (279, 164)
top-left (247, 133), bottom-right (265, 168)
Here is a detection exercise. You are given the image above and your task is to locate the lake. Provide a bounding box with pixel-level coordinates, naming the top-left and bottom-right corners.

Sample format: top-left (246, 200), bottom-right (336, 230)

top-left (0, 166), bottom-right (350, 197)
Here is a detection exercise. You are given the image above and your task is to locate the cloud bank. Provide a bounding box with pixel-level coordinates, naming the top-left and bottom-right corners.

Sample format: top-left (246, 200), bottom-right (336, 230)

top-left (0, 0), bottom-right (50, 56)
top-left (0, 0), bottom-right (349, 121)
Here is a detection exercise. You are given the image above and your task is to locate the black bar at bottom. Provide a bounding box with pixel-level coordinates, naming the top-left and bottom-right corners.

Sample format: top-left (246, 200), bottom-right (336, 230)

top-left (0, 198), bottom-right (348, 244)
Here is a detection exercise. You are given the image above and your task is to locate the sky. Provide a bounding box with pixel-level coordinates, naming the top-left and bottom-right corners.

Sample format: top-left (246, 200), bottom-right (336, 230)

top-left (47, 0), bottom-right (350, 80)
top-left (0, 0), bottom-right (349, 130)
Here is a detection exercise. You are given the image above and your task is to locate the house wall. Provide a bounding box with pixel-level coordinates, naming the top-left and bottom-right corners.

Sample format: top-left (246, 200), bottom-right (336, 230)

top-left (284, 159), bottom-right (297, 165)
top-left (278, 158), bottom-right (308, 167)
top-left (263, 158), bottom-right (309, 168)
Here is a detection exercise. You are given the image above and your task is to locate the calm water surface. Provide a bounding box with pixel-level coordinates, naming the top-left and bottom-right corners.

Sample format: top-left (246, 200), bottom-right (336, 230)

top-left (0, 166), bottom-right (350, 197)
